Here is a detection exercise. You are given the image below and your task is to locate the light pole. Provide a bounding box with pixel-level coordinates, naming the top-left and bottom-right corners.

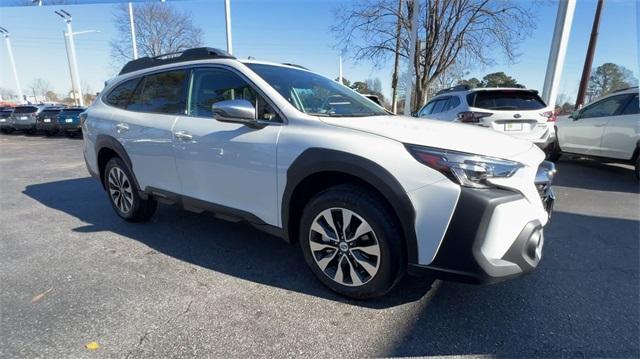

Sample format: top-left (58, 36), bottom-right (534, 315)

top-left (128, 2), bottom-right (138, 59)
top-left (55, 9), bottom-right (84, 106)
top-left (403, 0), bottom-right (418, 116)
top-left (225, 0), bottom-right (233, 54)
top-left (0, 27), bottom-right (24, 103)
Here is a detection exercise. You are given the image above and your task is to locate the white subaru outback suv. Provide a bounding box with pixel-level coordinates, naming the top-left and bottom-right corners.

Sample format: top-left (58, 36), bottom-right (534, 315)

top-left (417, 85), bottom-right (557, 150)
top-left (82, 48), bottom-right (555, 299)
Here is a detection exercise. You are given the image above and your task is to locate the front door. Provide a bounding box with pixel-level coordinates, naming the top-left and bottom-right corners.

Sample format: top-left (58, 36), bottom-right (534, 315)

top-left (600, 94), bottom-right (639, 160)
top-left (172, 67), bottom-right (282, 226)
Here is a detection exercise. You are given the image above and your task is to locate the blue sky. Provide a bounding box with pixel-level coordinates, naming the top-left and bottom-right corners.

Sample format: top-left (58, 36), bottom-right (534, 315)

top-left (0, 0), bottom-right (637, 103)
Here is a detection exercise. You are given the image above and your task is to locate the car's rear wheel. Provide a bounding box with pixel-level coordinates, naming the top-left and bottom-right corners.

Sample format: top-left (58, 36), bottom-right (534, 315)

top-left (546, 140), bottom-right (561, 162)
top-left (104, 157), bottom-right (157, 222)
top-left (299, 185), bottom-right (404, 299)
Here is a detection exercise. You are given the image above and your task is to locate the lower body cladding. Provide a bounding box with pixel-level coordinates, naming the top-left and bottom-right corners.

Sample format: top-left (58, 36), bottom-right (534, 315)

top-left (409, 187), bottom-right (552, 284)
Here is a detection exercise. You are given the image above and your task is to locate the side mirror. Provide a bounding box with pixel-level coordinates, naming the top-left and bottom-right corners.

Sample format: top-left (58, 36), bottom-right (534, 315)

top-left (569, 110), bottom-right (580, 120)
top-left (411, 111), bottom-right (418, 117)
top-left (212, 99), bottom-right (259, 127)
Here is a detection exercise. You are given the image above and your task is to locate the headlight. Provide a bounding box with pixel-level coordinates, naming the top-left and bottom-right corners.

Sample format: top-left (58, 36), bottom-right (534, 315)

top-left (406, 145), bottom-right (523, 188)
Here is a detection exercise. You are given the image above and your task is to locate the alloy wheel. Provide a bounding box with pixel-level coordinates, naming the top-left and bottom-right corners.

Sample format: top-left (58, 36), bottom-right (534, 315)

top-left (107, 167), bottom-right (134, 214)
top-left (308, 208), bottom-right (381, 287)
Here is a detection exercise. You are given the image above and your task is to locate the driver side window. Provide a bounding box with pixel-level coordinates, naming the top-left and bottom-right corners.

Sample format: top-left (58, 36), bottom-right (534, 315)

top-left (580, 95), bottom-right (630, 119)
top-left (187, 67), bottom-right (281, 122)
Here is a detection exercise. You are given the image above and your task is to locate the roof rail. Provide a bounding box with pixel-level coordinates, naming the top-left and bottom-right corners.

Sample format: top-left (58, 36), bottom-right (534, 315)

top-left (435, 84), bottom-right (470, 96)
top-left (281, 63), bottom-right (309, 70)
top-left (119, 47), bottom-right (236, 75)
top-left (612, 86), bottom-right (639, 93)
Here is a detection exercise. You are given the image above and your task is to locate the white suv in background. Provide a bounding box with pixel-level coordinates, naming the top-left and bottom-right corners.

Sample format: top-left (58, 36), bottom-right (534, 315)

top-left (82, 48), bottom-right (555, 299)
top-left (417, 86), bottom-right (556, 150)
top-left (550, 87), bottom-right (639, 179)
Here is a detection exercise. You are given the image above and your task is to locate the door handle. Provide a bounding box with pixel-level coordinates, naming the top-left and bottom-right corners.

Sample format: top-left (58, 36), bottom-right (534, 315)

top-left (174, 130), bottom-right (193, 141)
top-left (115, 123), bottom-right (129, 133)
top-left (594, 124), bottom-right (606, 127)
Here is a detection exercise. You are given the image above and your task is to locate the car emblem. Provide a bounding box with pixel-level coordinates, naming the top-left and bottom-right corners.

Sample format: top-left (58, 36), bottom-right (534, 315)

top-left (513, 114), bottom-right (521, 118)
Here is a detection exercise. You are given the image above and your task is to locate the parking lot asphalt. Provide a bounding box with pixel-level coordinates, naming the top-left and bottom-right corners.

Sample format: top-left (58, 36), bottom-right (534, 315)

top-left (0, 134), bottom-right (638, 358)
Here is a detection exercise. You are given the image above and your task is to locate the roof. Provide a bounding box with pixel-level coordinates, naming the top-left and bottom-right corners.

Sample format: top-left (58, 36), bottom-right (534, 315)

top-left (119, 47), bottom-right (235, 75)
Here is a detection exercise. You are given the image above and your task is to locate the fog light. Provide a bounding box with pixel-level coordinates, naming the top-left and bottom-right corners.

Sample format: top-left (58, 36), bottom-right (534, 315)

top-left (526, 230), bottom-right (542, 259)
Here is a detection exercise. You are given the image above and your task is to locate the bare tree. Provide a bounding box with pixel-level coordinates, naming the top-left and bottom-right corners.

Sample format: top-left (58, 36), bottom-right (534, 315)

top-left (332, 0), bottom-right (536, 112)
top-left (110, 2), bottom-right (204, 65)
top-left (29, 78), bottom-right (52, 103)
top-left (0, 88), bottom-right (16, 101)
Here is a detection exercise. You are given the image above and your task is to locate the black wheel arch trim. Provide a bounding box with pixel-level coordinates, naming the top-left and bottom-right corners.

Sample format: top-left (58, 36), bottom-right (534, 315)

top-left (94, 134), bottom-right (143, 195)
top-left (282, 148), bottom-right (419, 264)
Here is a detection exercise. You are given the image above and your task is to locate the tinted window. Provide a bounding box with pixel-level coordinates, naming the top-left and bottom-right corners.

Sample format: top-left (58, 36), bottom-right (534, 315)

top-left (467, 91), bottom-right (546, 110)
top-left (444, 96), bottom-right (461, 111)
top-left (13, 106), bottom-right (38, 114)
top-left (418, 101), bottom-right (436, 116)
top-left (128, 70), bottom-right (187, 114)
top-left (188, 68), bottom-right (280, 121)
top-left (580, 95), bottom-right (630, 119)
top-left (106, 78), bottom-right (140, 109)
top-left (621, 94), bottom-right (639, 115)
top-left (60, 109), bottom-right (85, 116)
top-left (431, 99), bottom-right (448, 114)
top-left (40, 109), bottom-right (61, 116)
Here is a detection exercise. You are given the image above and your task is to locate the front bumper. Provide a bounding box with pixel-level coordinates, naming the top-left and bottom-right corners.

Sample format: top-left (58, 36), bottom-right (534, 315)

top-left (409, 187), bottom-right (549, 283)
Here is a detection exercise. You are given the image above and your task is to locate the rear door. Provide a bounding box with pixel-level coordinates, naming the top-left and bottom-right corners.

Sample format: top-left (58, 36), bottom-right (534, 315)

top-left (111, 70), bottom-right (185, 193)
top-left (559, 94), bottom-right (631, 156)
top-left (599, 94), bottom-right (639, 160)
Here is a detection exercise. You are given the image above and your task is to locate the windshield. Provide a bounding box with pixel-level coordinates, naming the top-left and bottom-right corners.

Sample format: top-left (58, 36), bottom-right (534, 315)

top-left (467, 90), bottom-right (546, 111)
top-left (245, 63), bottom-right (387, 117)
top-left (13, 106), bottom-right (38, 114)
top-left (60, 109), bottom-right (84, 116)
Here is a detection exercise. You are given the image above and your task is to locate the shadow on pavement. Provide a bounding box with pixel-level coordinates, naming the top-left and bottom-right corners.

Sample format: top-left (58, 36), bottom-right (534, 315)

top-left (386, 211), bottom-right (639, 357)
top-left (23, 177), bottom-right (433, 309)
top-left (554, 158), bottom-right (639, 194)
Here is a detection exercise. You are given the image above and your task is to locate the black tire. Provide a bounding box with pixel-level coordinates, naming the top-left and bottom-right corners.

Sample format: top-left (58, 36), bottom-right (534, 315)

top-left (546, 140), bottom-right (561, 162)
top-left (103, 157), bottom-right (157, 222)
top-left (45, 130), bottom-right (56, 137)
top-left (635, 156), bottom-right (639, 181)
top-left (299, 184), bottom-right (405, 299)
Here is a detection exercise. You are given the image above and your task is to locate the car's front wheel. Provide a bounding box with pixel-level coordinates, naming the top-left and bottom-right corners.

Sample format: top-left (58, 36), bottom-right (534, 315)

top-left (104, 157), bottom-right (157, 222)
top-left (299, 185), bottom-right (404, 299)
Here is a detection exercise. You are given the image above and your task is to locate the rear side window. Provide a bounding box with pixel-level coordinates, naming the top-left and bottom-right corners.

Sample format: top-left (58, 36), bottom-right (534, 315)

top-left (467, 91), bottom-right (546, 110)
top-left (444, 96), bottom-right (461, 111)
top-left (13, 106), bottom-right (38, 114)
top-left (431, 99), bottom-right (448, 114)
top-left (621, 94), bottom-right (639, 115)
top-left (106, 78), bottom-right (140, 109)
top-left (128, 70), bottom-right (187, 114)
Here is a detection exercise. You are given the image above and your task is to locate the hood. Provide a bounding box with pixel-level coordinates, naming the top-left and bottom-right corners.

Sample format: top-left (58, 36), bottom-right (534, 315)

top-left (319, 115), bottom-right (536, 161)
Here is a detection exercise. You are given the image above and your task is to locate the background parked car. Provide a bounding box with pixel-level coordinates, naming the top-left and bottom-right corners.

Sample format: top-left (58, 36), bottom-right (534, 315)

top-left (57, 107), bottom-right (86, 137)
top-left (0, 108), bottom-right (14, 133)
top-left (417, 85), bottom-right (556, 150)
top-left (8, 105), bottom-right (45, 134)
top-left (35, 107), bottom-right (65, 136)
top-left (549, 87), bottom-right (639, 179)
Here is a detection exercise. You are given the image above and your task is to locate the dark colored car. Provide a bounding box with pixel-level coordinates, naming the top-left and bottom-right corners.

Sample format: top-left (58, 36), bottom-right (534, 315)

top-left (35, 107), bottom-right (65, 136)
top-left (9, 105), bottom-right (44, 134)
top-left (57, 107), bottom-right (86, 137)
top-left (0, 108), bottom-right (14, 133)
